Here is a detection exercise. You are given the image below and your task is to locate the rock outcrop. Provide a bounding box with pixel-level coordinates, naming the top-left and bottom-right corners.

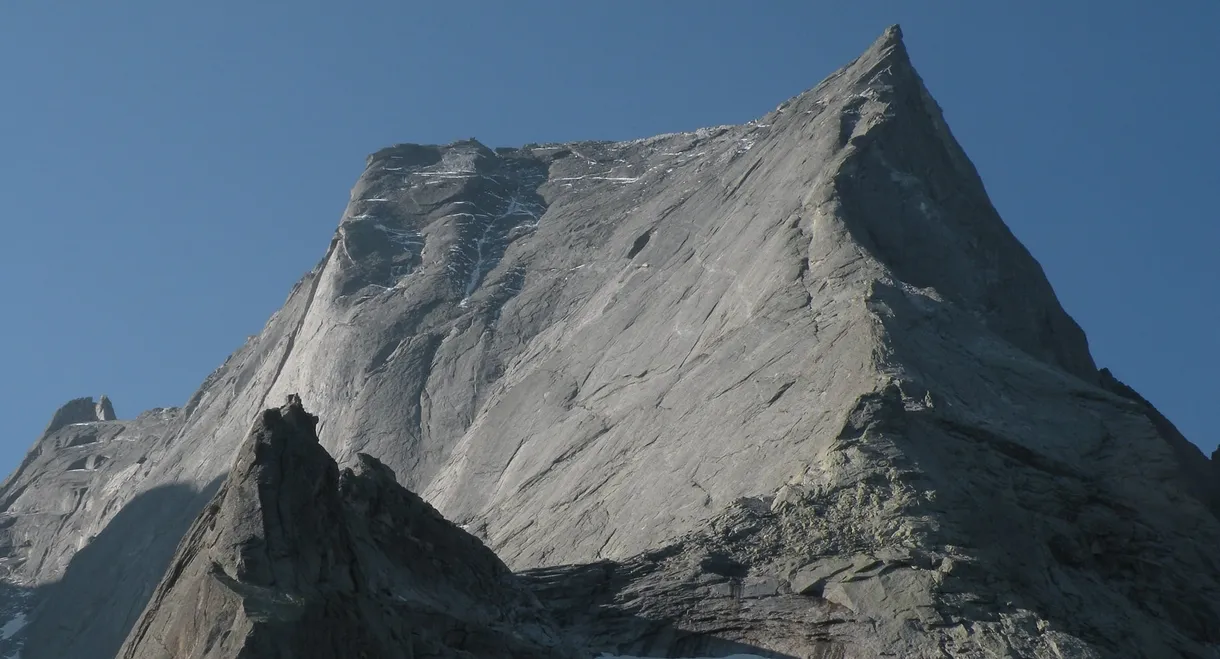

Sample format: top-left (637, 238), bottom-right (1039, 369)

top-left (96, 395), bottom-right (117, 422)
top-left (117, 396), bottom-right (573, 659)
top-left (1, 24), bottom-right (1218, 659)
top-left (39, 395), bottom-right (115, 436)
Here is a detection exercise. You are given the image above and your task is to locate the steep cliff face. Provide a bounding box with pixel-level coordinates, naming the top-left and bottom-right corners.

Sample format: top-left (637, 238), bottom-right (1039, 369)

top-left (2, 24), bottom-right (1218, 659)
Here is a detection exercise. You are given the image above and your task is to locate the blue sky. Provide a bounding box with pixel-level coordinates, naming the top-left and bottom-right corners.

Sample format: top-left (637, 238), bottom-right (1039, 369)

top-left (1, 2), bottom-right (1216, 474)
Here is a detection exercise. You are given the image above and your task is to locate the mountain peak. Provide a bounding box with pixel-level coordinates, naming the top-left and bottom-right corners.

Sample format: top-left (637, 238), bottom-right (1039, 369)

top-left (824, 23), bottom-right (915, 99)
top-left (858, 23), bottom-right (907, 66)
top-left (877, 23), bottom-right (904, 48)
top-left (7, 26), bottom-right (1220, 659)
top-left (771, 25), bottom-right (1100, 382)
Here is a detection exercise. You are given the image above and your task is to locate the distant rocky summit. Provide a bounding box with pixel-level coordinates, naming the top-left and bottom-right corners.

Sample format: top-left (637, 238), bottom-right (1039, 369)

top-left (1, 24), bottom-right (1217, 659)
top-left (39, 394), bottom-right (116, 436)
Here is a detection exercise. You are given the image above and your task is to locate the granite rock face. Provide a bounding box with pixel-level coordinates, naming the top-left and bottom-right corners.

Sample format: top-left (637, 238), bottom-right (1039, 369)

top-left (117, 396), bottom-right (572, 659)
top-left (1, 24), bottom-right (1219, 659)
top-left (0, 403), bottom-right (186, 659)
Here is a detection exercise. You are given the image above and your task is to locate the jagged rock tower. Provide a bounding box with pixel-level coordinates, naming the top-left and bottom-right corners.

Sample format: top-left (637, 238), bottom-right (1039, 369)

top-left (117, 396), bottom-right (574, 659)
top-left (1, 25), bottom-right (1217, 659)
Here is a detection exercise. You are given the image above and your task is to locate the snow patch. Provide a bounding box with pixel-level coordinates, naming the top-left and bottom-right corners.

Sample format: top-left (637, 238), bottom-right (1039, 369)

top-left (887, 168), bottom-right (920, 189)
top-left (415, 172), bottom-right (503, 186)
top-left (693, 125), bottom-right (734, 140)
top-left (417, 171), bottom-right (476, 179)
top-left (0, 614), bottom-right (26, 640)
top-left (439, 148), bottom-right (480, 173)
top-left (856, 87), bottom-right (882, 102)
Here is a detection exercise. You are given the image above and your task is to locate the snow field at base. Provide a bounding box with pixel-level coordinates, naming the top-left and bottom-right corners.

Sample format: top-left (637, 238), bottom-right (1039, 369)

top-left (601, 655), bottom-right (771, 659)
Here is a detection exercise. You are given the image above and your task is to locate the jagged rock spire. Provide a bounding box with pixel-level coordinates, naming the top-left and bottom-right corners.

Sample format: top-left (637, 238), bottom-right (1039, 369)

top-left (96, 395), bottom-right (116, 421)
top-left (117, 400), bottom-right (573, 659)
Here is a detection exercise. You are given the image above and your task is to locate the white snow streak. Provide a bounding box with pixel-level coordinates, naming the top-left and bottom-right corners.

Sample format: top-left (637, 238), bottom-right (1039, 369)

top-left (552, 174), bottom-right (643, 183)
top-left (416, 172), bottom-right (503, 186)
top-left (374, 224), bottom-right (425, 250)
top-left (453, 190), bottom-right (540, 300)
top-left (417, 171), bottom-right (477, 179)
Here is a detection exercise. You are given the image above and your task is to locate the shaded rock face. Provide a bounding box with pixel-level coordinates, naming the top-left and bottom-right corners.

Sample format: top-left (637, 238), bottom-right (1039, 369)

top-left (117, 396), bottom-right (572, 659)
top-left (2, 24), bottom-right (1219, 659)
top-left (0, 403), bottom-right (183, 659)
top-left (0, 406), bottom-right (179, 584)
top-left (1097, 367), bottom-right (1220, 518)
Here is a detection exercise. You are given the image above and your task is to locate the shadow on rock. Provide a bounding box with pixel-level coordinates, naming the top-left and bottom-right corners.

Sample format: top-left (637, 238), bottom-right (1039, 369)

top-left (19, 476), bottom-right (225, 659)
top-left (521, 559), bottom-right (807, 659)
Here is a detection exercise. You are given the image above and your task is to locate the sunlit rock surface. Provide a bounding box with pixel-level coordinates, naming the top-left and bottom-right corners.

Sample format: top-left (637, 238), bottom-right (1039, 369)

top-left (1, 25), bottom-right (1217, 659)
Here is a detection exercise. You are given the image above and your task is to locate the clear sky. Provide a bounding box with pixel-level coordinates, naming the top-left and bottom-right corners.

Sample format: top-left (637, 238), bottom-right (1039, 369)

top-left (1, 2), bottom-right (1216, 475)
